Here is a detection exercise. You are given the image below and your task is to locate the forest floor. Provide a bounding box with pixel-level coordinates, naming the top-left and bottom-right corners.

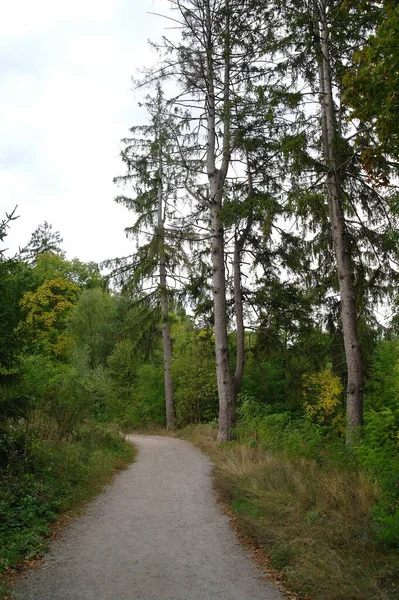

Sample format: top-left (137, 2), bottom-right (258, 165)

top-left (9, 435), bottom-right (282, 600)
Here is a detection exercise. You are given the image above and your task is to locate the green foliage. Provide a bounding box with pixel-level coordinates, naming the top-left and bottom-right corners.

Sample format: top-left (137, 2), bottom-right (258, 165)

top-left (344, 1), bottom-right (399, 159)
top-left (18, 277), bottom-right (80, 359)
top-left (0, 211), bottom-right (32, 375)
top-left (365, 340), bottom-right (399, 412)
top-left (11, 356), bottom-right (106, 434)
top-left (32, 252), bottom-right (103, 289)
top-left (355, 410), bottom-right (399, 548)
top-left (241, 355), bottom-right (287, 408)
top-left (106, 339), bottom-right (138, 424)
top-left (242, 328), bottom-right (332, 412)
top-left (0, 260), bottom-right (33, 372)
top-left (302, 368), bottom-right (344, 432)
top-left (0, 343), bottom-right (134, 574)
top-left (0, 421), bottom-right (134, 573)
top-left (172, 320), bottom-right (218, 426)
top-left (119, 362), bottom-right (165, 428)
top-left (107, 339), bottom-right (136, 391)
top-left (69, 289), bottom-right (119, 368)
top-left (175, 367), bottom-right (218, 426)
top-left (357, 340), bottom-right (399, 547)
top-left (114, 295), bottom-right (162, 362)
top-left (237, 406), bottom-right (327, 462)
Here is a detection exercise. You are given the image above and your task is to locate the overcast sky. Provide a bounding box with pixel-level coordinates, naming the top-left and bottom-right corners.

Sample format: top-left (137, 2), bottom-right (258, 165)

top-left (1, 0), bottom-right (173, 263)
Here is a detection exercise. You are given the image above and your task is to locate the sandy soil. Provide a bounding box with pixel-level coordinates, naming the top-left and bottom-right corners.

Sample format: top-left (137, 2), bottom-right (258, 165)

top-left (12, 434), bottom-right (282, 600)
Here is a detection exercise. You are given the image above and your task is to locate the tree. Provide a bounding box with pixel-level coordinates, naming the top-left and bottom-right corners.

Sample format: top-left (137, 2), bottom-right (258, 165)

top-left (69, 289), bottom-right (119, 369)
top-left (0, 260), bottom-right (32, 373)
top-left (275, 0), bottom-right (398, 441)
top-left (113, 85), bottom-right (190, 430)
top-left (0, 207), bottom-right (19, 260)
top-left (32, 252), bottom-right (104, 289)
top-left (22, 222), bottom-right (64, 263)
top-left (313, 1), bottom-right (364, 435)
top-left (18, 277), bottom-right (80, 359)
top-left (151, 0), bottom-right (273, 441)
top-left (343, 1), bottom-right (399, 160)
top-left (0, 209), bottom-right (32, 375)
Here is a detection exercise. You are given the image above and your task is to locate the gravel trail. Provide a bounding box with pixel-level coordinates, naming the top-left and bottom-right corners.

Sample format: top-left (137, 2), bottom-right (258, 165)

top-left (13, 435), bottom-right (282, 600)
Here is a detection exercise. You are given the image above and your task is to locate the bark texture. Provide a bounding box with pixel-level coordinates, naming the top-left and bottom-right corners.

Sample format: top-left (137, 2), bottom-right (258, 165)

top-left (204, 0), bottom-right (238, 442)
top-left (315, 2), bottom-right (364, 438)
top-left (160, 247), bottom-right (175, 431)
top-left (158, 150), bottom-right (175, 431)
top-left (210, 175), bottom-right (236, 440)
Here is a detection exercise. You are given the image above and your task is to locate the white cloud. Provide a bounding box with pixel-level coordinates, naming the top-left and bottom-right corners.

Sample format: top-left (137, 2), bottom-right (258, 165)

top-left (0, 0), bottom-right (173, 263)
top-left (0, 0), bottom-right (116, 42)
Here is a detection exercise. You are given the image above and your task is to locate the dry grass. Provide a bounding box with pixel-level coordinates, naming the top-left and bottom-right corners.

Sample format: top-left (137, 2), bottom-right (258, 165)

top-left (122, 424), bottom-right (169, 435)
top-left (175, 423), bottom-right (218, 452)
top-left (180, 425), bottom-right (399, 600)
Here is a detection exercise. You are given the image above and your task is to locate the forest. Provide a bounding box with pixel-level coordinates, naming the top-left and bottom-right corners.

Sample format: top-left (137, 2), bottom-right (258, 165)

top-left (1, 1), bottom-right (398, 599)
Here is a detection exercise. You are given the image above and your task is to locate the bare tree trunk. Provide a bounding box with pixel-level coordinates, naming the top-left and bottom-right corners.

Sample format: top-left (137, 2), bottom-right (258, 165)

top-left (210, 175), bottom-right (235, 441)
top-left (160, 247), bottom-right (175, 430)
top-left (315, 2), bottom-right (364, 440)
top-left (204, 0), bottom-right (236, 443)
top-left (157, 151), bottom-right (175, 431)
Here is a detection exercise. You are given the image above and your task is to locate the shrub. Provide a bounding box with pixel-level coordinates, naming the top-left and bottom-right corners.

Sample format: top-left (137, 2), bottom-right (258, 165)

top-left (0, 418), bottom-right (134, 573)
top-left (119, 362), bottom-right (165, 429)
top-left (174, 366), bottom-right (218, 426)
top-left (355, 409), bottom-right (399, 548)
top-left (302, 368), bottom-right (344, 433)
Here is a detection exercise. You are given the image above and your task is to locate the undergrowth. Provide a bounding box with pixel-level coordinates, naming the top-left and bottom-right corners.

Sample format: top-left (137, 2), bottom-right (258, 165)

top-left (180, 423), bottom-right (399, 600)
top-left (0, 420), bottom-right (135, 575)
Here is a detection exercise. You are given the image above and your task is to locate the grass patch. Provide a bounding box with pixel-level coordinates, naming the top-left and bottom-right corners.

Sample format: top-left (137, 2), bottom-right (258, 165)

top-left (122, 424), bottom-right (168, 435)
top-left (0, 422), bottom-right (135, 577)
top-left (180, 424), bottom-right (399, 600)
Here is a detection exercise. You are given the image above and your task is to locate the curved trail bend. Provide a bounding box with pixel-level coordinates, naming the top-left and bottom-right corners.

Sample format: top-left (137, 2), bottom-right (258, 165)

top-left (13, 435), bottom-right (282, 600)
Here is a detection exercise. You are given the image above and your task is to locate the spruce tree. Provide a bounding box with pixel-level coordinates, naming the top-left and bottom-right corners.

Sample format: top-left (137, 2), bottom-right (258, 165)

top-left (276, 0), bottom-right (399, 440)
top-left (113, 84), bottom-right (192, 430)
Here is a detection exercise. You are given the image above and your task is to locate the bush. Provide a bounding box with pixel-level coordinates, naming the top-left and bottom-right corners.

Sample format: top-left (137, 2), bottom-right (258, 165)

top-left (175, 366), bottom-right (218, 426)
top-left (359, 341), bottom-right (399, 548)
top-left (302, 368), bottom-right (344, 433)
top-left (237, 397), bottom-right (326, 461)
top-left (237, 391), bottom-right (399, 548)
top-left (355, 409), bottom-right (399, 548)
top-left (0, 418), bottom-right (134, 573)
top-left (118, 362), bottom-right (165, 429)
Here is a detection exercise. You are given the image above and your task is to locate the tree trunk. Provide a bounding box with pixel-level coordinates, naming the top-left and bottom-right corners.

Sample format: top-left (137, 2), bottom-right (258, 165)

top-left (210, 174), bottom-right (235, 441)
top-left (158, 151), bottom-right (175, 431)
top-left (315, 3), bottom-right (364, 440)
top-left (233, 240), bottom-right (244, 398)
top-left (160, 250), bottom-right (175, 430)
top-left (204, 0), bottom-right (236, 443)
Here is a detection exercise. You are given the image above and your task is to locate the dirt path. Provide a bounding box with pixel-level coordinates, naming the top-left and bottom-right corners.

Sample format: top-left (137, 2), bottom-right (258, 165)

top-left (12, 435), bottom-right (282, 600)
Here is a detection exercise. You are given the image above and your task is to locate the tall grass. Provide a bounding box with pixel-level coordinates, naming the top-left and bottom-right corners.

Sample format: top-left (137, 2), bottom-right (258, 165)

top-left (181, 424), bottom-right (399, 600)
